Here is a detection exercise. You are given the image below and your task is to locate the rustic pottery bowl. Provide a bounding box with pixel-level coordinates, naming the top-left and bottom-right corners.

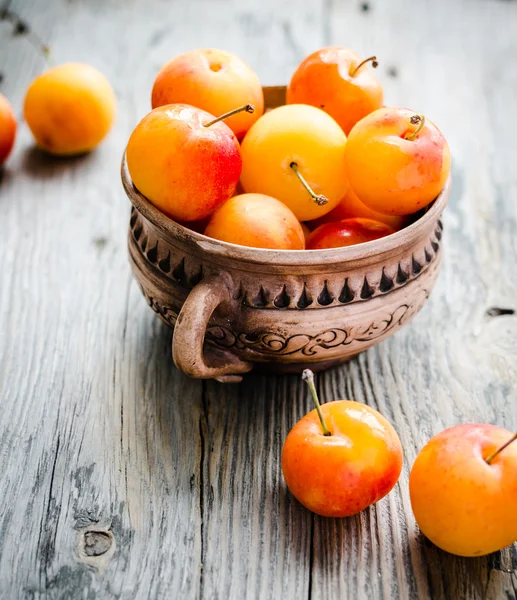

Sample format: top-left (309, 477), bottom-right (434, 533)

top-left (122, 86), bottom-right (450, 382)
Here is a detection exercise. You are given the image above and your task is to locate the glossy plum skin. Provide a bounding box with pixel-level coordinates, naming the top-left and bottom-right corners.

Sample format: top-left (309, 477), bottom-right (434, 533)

top-left (127, 104), bottom-right (242, 222)
top-left (282, 400), bottom-right (403, 518)
top-left (151, 49), bottom-right (264, 140)
top-left (287, 47), bottom-right (383, 135)
top-left (240, 104), bottom-right (348, 222)
top-left (410, 424), bottom-right (517, 557)
top-left (344, 107), bottom-right (451, 216)
top-left (0, 94), bottom-right (16, 165)
top-left (307, 218), bottom-right (395, 249)
top-left (310, 186), bottom-right (406, 230)
top-left (204, 193), bottom-right (305, 250)
top-left (24, 63), bottom-right (116, 155)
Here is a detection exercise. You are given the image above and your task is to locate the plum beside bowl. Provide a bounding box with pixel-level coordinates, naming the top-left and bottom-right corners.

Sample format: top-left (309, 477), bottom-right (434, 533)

top-left (121, 86), bottom-right (450, 382)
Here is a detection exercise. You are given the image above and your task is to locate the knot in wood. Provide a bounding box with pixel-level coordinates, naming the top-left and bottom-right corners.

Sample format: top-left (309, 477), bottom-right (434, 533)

top-left (84, 531), bottom-right (112, 556)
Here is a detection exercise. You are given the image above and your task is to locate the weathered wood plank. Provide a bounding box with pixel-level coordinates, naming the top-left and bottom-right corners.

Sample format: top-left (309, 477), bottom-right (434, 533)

top-left (202, 375), bottom-right (312, 599)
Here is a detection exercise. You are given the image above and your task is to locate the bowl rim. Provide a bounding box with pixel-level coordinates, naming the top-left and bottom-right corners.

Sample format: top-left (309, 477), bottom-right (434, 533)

top-left (121, 153), bottom-right (450, 267)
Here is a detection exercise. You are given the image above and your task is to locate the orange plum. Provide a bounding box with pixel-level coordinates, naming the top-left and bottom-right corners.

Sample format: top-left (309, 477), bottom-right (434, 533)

top-left (204, 193), bottom-right (305, 250)
top-left (410, 424), bottom-right (517, 557)
top-left (24, 63), bottom-right (116, 155)
top-left (311, 186), bottom-right (406, 230)
top-left (152, 48), bottom-right (264, 140)
top-left (0, 94), bottom-right (16, 165)
top-left (307, 218), bottom-right (395, 250)
top-left (282, 370), bottom-right (403, 518)
top-left (240, 104), bottom-right (348, 221)
top-left (344, 107), bottom-right (450, 216)
top-left (126, 104), bottom-right (242, 222)
top-left (287, 47), bottom-right (383, 134)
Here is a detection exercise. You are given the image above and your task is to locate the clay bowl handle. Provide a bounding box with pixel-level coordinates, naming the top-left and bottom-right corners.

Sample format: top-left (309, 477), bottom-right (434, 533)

top-left (172, 273), bottom-right (253, 383)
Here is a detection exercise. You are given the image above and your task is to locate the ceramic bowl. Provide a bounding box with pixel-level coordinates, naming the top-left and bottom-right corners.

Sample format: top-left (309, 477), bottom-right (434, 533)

top-left (122, 86), bottom-right (450, 382)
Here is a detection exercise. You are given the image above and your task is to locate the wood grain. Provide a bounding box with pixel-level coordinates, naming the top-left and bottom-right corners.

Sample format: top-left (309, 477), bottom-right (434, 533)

top-left (0, 0), bottom-right (516, 598)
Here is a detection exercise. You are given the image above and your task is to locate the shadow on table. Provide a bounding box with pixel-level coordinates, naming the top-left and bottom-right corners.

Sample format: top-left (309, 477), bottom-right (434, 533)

top-left (409, 530), bottom-right (516, 599)
top-left (20, 145), bottom-right (96, 179)
top-left (0, 165), bottom-right (15, 191)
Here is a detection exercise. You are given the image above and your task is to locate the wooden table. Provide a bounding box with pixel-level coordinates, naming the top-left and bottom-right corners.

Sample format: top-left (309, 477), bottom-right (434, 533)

top-left (1, 0), bottom-right (516, 598)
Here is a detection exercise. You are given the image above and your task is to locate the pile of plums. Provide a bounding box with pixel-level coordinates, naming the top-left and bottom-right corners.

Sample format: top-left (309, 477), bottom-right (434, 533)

top-left (126, 46), bottom-right (450, 251)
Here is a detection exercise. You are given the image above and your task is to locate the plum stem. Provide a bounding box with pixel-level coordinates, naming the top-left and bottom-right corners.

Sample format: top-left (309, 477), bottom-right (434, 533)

top-left (485, 432), bottom-right (517, 465)
top-left (302, 369), bottom-right (331, 436)
top-left (290, 162), bottom-right (328, 206)
top-left (405, 115), bottom-right (425, 141)
top-left (203, 104), bottom-right (254, 128)
top-left (351, 55), bottom-right (378, 77)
